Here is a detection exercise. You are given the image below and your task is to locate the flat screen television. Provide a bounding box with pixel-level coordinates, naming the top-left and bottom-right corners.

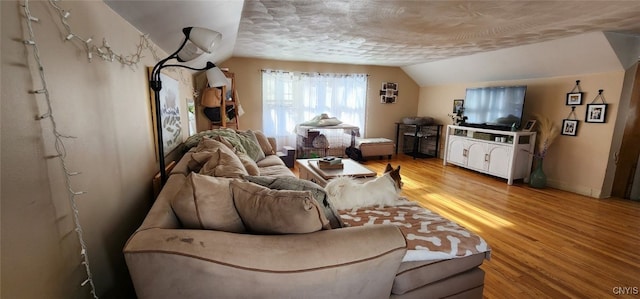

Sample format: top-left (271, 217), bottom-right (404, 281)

top-left (462, 85), bottom-right (527, 131)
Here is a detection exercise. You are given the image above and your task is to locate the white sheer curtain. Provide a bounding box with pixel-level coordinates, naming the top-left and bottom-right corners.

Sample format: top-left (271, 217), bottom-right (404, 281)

top-left (262, 70), bottom-right (367, 149)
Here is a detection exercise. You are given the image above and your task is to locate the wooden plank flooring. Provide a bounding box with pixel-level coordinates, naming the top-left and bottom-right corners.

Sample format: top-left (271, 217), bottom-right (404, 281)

top-left (295, 155), bottom-right (640, 298)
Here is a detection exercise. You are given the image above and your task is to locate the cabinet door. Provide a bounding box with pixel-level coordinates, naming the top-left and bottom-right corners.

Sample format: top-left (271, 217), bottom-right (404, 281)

top-left (447, 137), bottom-right (467, 165)
top-left (466, 142), bottom-right (487, 171)
top-left (486, 145), bottom-right (512, 177)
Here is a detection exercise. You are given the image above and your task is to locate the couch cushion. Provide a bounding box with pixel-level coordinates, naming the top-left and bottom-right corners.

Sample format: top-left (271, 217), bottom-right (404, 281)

top-left (170, 173), bottom-right (245, 233)
top-left (189, 139), bottom-right (248, 178)
top-left (202, 147), bottom-right (247, 178)
top-left (193, 136), bottom-right (227, 153)
top-left (256, 155), bottom-right (286, 168)
top-left (183, 128), bottom-right (264, 161)
top-left (392, 253), bottom-right (486, 295)
top-left (244, 176), bottom-right (344, 229)
top-left (230, 181), bottom-right (330, 234)
top-left (236, 152), bottom-right (260, 176)
top-left (253, 130), bottom-right (275, 156)
top-left (214, 135), bottom-right (236, 151)
top-left (236, 130), bottom-right (266, 162)
top-left (258, 164), bottom-right (295, 177)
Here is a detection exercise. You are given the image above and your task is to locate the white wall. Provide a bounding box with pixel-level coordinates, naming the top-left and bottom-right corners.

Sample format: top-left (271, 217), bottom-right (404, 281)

top-left (1, 1), bottom-right (191, 297)
top-left (418, 71), bottom-right (626, 198)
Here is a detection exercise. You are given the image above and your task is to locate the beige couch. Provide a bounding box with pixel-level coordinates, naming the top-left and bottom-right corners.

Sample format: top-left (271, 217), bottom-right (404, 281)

top-left (124, 130), bottom-right (487, 299)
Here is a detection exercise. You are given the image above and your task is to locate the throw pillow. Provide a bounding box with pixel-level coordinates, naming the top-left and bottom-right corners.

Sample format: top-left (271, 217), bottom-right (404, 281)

top-left (192, 139), bottom-right (248, 178)
top-left (242, 176), bottom-right (344, 229)
top-left (188, 151), bottom-right (217, 173)
top-left (200, 146), bottom-right (248, 178)
top-left (236, 152), bottom-right (260, 176)
top-left (214, 136), bottom-right (260, 176)
top-left (230, 181), bottom-right (331, 234)
top-left (236, 130), bottom-right (266, 162)
top-left (170, 173), bottom-right (245, 233)
top-left (252, 130), bottom-right (275, 156)
top-left (214, 135), bottom-right (236, 151)
top-left (194, 137), bottom-right (226, 153)
top-left (183, 128), bottom-right (247, 153)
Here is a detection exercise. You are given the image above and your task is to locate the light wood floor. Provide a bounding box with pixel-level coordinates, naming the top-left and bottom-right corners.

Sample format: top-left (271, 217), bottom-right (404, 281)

top-left (295, 155), bottom-right (640, 298)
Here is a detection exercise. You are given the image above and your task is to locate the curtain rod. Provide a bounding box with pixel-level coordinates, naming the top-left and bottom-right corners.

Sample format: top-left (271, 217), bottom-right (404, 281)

top-left (261, 69), bottom-right (369, 77)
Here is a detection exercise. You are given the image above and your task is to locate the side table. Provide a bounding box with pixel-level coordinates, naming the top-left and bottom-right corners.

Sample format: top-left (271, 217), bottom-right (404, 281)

top-left (277, 146), bottom-right (295, 168)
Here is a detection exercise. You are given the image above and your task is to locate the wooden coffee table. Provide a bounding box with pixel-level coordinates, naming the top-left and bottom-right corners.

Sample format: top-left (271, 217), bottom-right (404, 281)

top-left (296, 158), bottom-right (377, 187)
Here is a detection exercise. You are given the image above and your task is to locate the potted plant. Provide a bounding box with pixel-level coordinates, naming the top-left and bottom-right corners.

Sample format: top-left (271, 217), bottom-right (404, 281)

top-left (530, 114), bottom-right (559, 188)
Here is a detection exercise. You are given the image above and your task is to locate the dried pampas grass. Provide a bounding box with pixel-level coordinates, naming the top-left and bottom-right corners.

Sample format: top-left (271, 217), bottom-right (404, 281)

top-left (533, 114), bottom-right (559, 157)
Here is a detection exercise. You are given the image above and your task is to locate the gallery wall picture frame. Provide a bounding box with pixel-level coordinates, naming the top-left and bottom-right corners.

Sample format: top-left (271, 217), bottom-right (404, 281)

top-left (383, 82), bottom-right (398, 91)
top-left (561, 119), bottom-right (579, 136)
top-left (585, 103), bottom-right (608, 123)
top-left (522, 119), bottom-right (537, 132)
top-left (381, 96), bottom-right (397, 104)
top-left (380, 82), bottom-right (399, 104)
top-left (453, 99), bottom-right (464, 113)
top-left (566, 92), bottom-right (583, 105)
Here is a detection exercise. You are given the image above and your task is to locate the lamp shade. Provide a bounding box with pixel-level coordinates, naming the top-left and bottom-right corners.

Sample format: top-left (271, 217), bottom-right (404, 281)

top-left (187, 27), bottom-right (222, 53)
top-left (177, 42), bottom-right (203, 62)
top-left (206, 66), bottom-right (230, 88)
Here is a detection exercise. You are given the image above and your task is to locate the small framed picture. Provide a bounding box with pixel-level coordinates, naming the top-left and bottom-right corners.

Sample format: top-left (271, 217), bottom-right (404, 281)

top-left (522, 120), bottom-right (537, 132)
top-left (585, 104), bottom-right (607, 123)
top-left (382, 82), bottom-right (398, 91)
top-left (561, 119), bottom-right (579, 136)
top-left (453, 99), bottom-right (464, 113)
top-left (566, 92), bottom-right (583, 105)
top-left (381, 95), bottom-right (396, 104)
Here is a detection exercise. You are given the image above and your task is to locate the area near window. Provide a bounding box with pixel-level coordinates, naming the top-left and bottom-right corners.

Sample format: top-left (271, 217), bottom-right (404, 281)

top-left (261, 70), bottom-right (368, 149)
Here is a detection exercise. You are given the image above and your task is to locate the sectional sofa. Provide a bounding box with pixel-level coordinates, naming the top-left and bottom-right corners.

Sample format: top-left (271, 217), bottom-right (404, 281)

top-left (123, 128), bottom-right (490, 298)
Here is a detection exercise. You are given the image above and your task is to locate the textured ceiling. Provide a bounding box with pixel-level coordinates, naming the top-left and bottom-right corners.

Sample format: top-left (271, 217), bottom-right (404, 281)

top-left (106, 0), bottom-right (640, 85)
top-left (235, 0), bottom-right (640, 66)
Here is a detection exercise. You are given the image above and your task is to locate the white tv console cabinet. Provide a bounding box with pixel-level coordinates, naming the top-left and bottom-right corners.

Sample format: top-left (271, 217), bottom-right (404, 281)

top-left (443, 125), bottom-right (537, 185)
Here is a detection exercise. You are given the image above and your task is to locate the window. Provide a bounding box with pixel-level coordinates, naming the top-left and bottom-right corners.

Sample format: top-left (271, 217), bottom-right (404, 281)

top-left (262, 70), bottom-right (368, 148)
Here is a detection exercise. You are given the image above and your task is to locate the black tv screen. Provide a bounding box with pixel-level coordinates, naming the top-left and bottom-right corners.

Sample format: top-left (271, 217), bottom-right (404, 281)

top-left (462, 86), bottom-right (527, 131)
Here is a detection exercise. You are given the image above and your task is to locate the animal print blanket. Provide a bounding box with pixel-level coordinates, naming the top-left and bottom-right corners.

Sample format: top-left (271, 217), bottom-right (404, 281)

top-left (339, 203), bottom-right (491, 262)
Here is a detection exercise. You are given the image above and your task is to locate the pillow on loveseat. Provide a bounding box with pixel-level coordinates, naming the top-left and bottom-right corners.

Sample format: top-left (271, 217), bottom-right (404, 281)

top-left (171, 173), bottom-right (245, 233)
top-left (230, 181), bottom-right (331, 234)
top-left (243, 176), bottom-right (344, 229)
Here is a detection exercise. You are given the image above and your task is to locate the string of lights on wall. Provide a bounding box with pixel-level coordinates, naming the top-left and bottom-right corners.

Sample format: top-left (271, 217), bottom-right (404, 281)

top-left (48, 0), bottom-right (160, 65)
top-left (21, 0), bottom-right (161, 297)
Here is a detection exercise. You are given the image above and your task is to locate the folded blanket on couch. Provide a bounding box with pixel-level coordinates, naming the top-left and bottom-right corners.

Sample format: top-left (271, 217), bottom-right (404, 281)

top-left (340, 203), bottom-right (491, 262)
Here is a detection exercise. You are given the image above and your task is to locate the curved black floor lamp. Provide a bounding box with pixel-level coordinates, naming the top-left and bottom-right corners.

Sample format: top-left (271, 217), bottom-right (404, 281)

top-left (149, 27), bottom-right (229, 185)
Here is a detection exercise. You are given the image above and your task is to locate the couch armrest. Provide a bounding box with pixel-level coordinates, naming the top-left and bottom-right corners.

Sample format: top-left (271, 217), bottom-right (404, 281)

top-left (124, 225), bottom-right (407, 299)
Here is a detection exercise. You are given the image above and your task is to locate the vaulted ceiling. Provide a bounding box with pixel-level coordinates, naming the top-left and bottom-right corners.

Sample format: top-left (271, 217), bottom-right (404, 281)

top-left (105, 0), bottom-right (640, 85)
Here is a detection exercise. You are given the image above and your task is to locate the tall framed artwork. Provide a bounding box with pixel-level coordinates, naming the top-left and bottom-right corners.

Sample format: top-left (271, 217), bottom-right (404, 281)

top-left (148, 68), bottom-right (185, 158)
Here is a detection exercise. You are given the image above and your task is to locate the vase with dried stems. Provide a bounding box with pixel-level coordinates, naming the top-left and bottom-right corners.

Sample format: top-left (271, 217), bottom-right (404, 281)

top-left (530, 115), bottom-right (559, 188)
